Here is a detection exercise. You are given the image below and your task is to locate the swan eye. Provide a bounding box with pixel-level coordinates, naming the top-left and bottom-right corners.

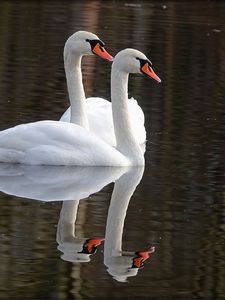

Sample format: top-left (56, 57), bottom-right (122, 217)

top-left (98, 39), bottom-right (105, 47)
top-left (136, 57), bottom-right (152, 68)
top-left (86, 39), bottom-right (105, 51)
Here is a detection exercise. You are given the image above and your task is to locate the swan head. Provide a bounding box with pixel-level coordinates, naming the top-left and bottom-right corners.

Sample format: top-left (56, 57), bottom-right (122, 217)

top-left (113, 48), bottom-right (161, 83)
top-left (64, 31), bottom-right (113, 61)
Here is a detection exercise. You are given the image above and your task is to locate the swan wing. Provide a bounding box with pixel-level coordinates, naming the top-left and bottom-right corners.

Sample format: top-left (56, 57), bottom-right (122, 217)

top-left (59, 97), bottom-right (146, 146)
top-left (86, 97), bottom-right (116, 146)
top-left (60, 107), bottom-right (70, 122)
top-left (0, 121), bottom-right (129, 166)
top-left (128, 97), bottom-right (146, 144)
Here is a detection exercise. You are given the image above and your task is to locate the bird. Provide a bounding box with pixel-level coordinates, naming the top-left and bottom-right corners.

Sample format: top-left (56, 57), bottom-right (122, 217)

top-left (60, 31), bottom-right (146, 147)
top-left (0, 48), bottom-right (161, 166)
top-left (60, 31), bottom-right (113, 128)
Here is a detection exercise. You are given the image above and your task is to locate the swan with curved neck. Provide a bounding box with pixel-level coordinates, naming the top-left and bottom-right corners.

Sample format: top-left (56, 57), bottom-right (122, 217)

top-left (61, 32), bottom-right (147, 147)
top-left (0, 49), bottom-right (161, 166)
top-left (63, 31), bottom-right (113, 127)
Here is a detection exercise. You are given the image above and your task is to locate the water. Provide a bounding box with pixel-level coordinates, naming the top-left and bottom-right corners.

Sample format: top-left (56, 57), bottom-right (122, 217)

top-left (0, 1), bottom-right (225, 299)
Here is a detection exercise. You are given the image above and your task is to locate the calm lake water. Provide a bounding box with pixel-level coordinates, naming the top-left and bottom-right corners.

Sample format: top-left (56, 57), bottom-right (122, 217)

top-left (0, 1), bottom-right (225, 299)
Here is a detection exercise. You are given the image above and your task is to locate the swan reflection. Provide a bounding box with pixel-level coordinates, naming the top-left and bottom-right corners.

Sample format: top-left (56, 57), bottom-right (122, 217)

top-left (57, 200), bottom-right (105, 263)
top-left (57, 166), bottom-right (155, 281)
top-left (55, 166), bottom-right (128, 263)
top-left (0, 163), bottom-right (125, 201)
top-left (0, 164), bottom-right (155, 281)
top-left (104, 167), bottom-right (155, 282)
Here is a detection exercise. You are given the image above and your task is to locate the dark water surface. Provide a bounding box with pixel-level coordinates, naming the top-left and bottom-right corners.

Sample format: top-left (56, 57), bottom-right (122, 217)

top-left (0, 1), bottom-right (225, 299)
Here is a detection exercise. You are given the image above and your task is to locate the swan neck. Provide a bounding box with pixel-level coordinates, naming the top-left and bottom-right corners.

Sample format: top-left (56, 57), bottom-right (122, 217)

top-left (111, 67), bottom-right (144, 165)
top-left (64, 48), bottom-right (88, 128)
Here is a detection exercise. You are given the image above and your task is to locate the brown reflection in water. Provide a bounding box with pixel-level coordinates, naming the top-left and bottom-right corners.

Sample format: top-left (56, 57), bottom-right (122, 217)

top-left (0, 1), bottom-right (106, 128)
top-left (81, 1), bottom-right (100, 96)
top-left (0, 197), bottom-right (63, 299)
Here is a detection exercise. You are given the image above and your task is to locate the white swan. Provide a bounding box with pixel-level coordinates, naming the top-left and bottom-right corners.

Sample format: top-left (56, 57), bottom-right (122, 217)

top-left (0, 49), bottom-right (161, 166)
top-left (60, 31), bottom-right (146, 146)
top-left (61, 31), bottom-right (113, 128)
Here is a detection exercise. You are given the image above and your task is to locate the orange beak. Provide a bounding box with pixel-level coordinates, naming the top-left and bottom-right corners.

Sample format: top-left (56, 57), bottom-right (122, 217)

top-left (92, 43), bottom-right (113, 62)
top-left (141, 63), bottom-right (161, 83)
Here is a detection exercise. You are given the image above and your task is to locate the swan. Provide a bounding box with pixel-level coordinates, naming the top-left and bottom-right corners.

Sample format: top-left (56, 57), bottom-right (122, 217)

top-left (61, 31), bottom-right (113, 128)
top-left (0, 48), bottom-right (161, 166)
top-left (61, 31), bottom-right (145, 146)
